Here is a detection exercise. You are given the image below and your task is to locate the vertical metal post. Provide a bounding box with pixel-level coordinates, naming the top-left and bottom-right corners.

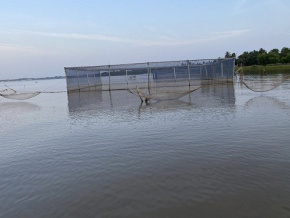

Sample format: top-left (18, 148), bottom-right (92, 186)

top-left (98, 71), bottom-right (102, 90)
top-left (212, 62), bottom-right (215, 80)
top-left (147, 63), bottom-right (150, 94)
top-left (173, 67), bottom-right (176, 81)
top-left (99, 71), bottom-right (102, 85)
top-left (126, 70), bottom-right (128, 90)
top-left (221, 62), bottom-right (224, 83)
top-left (232, 58), bottom-right (235, 83)
top-left (93, 71), bottom-right (97, 90)
top-left (150, 68), bottom-right (152, 88)
top-left (108, 65), bottom-right (111, 91)
top-left (64, 68), bottom-right (69, 92)
top-left (86, 71), bottom-right (91, 91)
top-left (200, 66), bottom-right (202, 79)
top-left (241, 63), bottom-right (244, 82)
top-left (187, 60), bottom-right (191, 86)
top-left (76, 69), bottom-right (80, 92)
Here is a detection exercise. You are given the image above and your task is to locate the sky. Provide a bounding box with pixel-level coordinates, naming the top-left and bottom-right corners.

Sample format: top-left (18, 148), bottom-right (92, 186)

top-left (0, 0), bottom-right (290, 79)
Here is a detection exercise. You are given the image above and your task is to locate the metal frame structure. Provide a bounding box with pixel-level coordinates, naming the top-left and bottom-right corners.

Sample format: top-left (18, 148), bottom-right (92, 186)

top-left (64, 58), bottom-right (235, 92)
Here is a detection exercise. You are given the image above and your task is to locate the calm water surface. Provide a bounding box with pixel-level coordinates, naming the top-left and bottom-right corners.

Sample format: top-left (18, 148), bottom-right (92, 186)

top-left (1, 78), bottom-right (290, 218)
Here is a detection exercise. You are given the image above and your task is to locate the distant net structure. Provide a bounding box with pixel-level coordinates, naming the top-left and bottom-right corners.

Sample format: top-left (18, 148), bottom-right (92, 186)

top-left (64, 58), bottom-right (235, 101)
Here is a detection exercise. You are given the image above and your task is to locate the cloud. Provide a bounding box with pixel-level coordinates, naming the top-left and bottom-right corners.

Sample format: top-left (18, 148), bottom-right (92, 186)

top-left (37, 29), bottom-right (249, 46)
top-left (0, 44), bottom-right (37, 52)
top-left (34, 31), bottom-right (125, 42)
top-left (0, 43), bottom-right (54, 55)
top-left (138, 29), bottom-right (250, 46)
top-left (2, 29), bottom-right (249, 49)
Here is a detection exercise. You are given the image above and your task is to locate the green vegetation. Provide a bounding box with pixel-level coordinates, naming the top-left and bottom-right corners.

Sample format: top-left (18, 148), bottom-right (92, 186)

top-left (225, 47), bottom-right (290, 66)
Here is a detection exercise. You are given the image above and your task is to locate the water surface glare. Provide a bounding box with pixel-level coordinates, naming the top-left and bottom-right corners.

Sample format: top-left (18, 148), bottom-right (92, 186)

top-left (1, 79), bottom-right (290, 217)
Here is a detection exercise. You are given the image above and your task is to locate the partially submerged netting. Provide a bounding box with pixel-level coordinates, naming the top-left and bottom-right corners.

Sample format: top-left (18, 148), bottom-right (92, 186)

top-left (135, 85), bottom-right (202, 102)
top-left (0, 88), bottom-right (41, 100)
top-left (0, 79), bottom-right (67, 100)
top-left (64, 58), bottom-right (235, 101)
top-left (65, 68), bottom-right (102, 92)
top-left (242, 73), bottom-right (290, 92)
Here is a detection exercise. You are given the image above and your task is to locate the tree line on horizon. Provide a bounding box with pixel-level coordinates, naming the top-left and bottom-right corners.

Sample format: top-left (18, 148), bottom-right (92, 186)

top-left (224, 47), bottom-right (290, 66)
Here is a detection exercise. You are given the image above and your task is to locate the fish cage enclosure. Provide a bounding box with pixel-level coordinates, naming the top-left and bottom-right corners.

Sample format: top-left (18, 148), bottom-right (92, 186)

top-left (64, 58), bottom-right (235, 101)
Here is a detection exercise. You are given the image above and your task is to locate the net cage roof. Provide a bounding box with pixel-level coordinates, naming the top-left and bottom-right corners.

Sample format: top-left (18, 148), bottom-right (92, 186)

top-left (64, 58), bottom-right (235, 72)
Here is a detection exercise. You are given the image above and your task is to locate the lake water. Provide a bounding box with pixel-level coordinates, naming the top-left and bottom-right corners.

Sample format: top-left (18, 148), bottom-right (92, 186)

top-left (1, 77), bottom-right (290, 218)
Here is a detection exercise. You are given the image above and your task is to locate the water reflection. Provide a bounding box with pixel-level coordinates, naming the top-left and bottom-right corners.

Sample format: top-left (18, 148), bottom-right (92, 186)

top-left (187, 84), bottom-right (236, 111)
top-left (67, 91), bottom-right (103, 113)
top-left (143, 99), bottom-right (192, 109)
top-left (3, 81), bottom-right (290, 218)
top-left (67, 84), bottom-right (236, 119)
top-left (67, 90), bottom-right (143, 126)
top-left (0, 102), bottom-right (42, 133)
top-left (0, 102), bottom-right (41, 111)
top-left (244, 96), bottom-right (289, 110)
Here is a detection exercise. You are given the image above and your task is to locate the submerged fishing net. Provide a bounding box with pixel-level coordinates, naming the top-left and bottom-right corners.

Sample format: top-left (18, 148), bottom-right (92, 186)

top-left (128, 82), bottom-right (202, 102)
top-left (0, 88), bottom-right (40, 100)
top-left (242, 73), bottom-right (290, 92)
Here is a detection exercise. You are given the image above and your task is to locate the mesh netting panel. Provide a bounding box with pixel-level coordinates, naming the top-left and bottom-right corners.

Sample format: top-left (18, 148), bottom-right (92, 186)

top-left (65, 68), bottom-right (101, 92)
top-left (222, 59), bottom-right (235, 80)
top-left (242, 74), bottom-right (290, 92)
top-left (0, 89), bottom-right (40, 100)
top-left (189, 66), bottom-right (202, 85)
top-left (152, 68), bottom-right (175, 81)
top-left (64, 58), bottom-right (235, 99)
top-left (65, 69), bottom-right (79, 92)
top-left (77, 70), bottom-right (90, 91)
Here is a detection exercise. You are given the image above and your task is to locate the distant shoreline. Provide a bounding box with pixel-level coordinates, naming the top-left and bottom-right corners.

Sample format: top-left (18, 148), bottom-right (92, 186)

top-left (0, 76), bottom-right (65, 82)
top-left (2, 64), bottom-right (290, 82)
